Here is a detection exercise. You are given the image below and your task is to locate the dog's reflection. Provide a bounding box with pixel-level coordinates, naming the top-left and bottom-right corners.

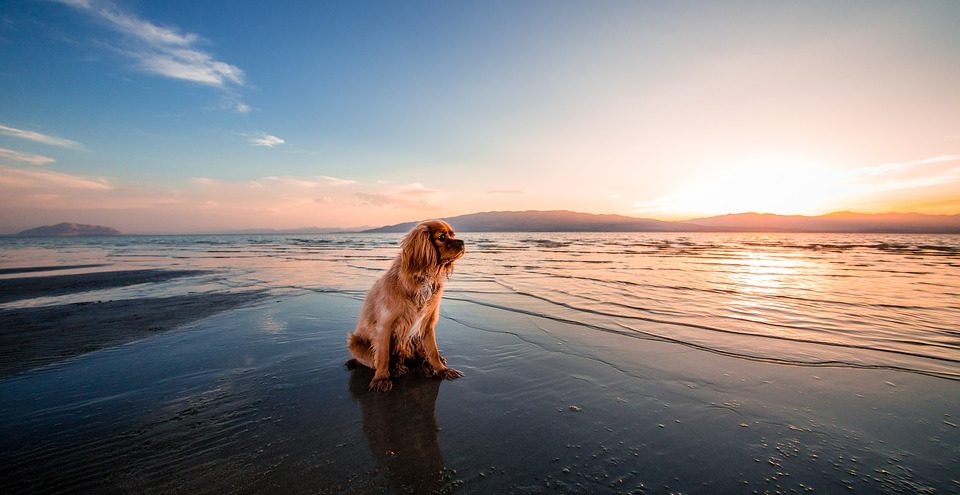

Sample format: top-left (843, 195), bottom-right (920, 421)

top-left (348, 365), bottom-right (448, 492)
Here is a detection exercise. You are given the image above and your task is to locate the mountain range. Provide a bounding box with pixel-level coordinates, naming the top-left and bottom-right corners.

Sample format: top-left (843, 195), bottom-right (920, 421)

top-left (363, 210), bottom-right (960, 234)
top-left (14, 223), bottom-right (122, 237)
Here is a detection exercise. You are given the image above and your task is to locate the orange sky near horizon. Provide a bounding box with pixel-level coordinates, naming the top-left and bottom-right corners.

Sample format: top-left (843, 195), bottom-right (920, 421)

top-left (2, 151), bottom-right (958, 233)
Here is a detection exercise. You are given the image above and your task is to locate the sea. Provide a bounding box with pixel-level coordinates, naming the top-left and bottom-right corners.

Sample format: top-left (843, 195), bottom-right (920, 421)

top-left (2, 232), bottom-right (958, 381)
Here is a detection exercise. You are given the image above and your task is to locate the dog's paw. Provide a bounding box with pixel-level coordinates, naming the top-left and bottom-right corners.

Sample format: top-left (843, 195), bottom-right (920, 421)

top-left (369, 377), bottom-right (393, 392)
top-left (392, 363), bottom-right (409, 377)
top-left (438, 367), bottom-right (464, 380)
top-left (421, 355), bottom-right (447, 373)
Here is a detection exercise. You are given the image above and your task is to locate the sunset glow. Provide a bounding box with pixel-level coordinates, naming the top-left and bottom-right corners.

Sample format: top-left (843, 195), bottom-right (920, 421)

top-left (634, 154), bottom-right (846, 217)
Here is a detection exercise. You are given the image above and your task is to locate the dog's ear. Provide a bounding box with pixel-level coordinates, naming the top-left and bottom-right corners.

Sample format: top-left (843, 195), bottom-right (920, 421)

top-left (401, 223), bottom-right (437, 275)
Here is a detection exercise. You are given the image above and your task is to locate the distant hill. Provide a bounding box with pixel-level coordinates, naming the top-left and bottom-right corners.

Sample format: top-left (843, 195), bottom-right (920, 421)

top-left (364, 210), bottom-right (707, 233)
top-left (15, 223), bottom-right (121, 237)
top-left (364, 210), bottom-right (960, 233)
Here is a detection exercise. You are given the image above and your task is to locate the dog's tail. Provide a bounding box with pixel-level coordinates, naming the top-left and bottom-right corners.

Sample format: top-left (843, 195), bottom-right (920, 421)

top-left (346, 333), bottom-right (374, 368)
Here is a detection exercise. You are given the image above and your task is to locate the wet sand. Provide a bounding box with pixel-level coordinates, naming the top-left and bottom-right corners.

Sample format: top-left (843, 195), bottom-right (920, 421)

top-left (0, 269), bottom-right (212, 303)
top-left (0, 264), bottom-right (109, 276)
top-left (0, 268), bottom-right (265, 378)
top-left (0, 291), bottom-right (956, 494)
top-left (0, 292), bottom-right (267, 378)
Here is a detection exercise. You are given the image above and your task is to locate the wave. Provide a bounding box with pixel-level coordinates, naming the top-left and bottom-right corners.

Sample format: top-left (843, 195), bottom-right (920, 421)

top-left (439, 293), bottom-right (960, 382)
top-left (521, 269), bottom-right (957, 312)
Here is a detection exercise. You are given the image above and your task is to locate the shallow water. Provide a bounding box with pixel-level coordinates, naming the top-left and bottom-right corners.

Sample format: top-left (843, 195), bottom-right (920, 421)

top-left (2, 232), bottom-right (958, 379)
top-left (0, 233), bottom-right (958, 493)
top-left (1, 292), bottom-right (957, 493)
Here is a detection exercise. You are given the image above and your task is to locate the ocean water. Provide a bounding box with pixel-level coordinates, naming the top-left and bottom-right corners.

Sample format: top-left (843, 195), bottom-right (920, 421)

top-left (2, 232), bottom-right (958, 380)
top-left (2, 232), bottom-right (959, 493)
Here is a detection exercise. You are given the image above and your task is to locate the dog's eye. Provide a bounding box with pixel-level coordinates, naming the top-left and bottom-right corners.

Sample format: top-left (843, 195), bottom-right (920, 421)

top-left (438, 233), bottom-right (447, 241)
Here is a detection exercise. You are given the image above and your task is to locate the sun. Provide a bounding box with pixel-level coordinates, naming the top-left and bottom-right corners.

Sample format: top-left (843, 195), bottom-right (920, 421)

top-left (638, 153), bottom-right (850, 217)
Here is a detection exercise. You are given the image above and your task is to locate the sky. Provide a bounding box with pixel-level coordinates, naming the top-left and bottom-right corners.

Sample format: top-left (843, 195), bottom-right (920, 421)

top-left (1, 0), bottom-right (959, 233)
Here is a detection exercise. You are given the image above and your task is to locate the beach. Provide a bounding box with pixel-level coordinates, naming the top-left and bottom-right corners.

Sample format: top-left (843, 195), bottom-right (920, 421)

top-left (0, 233), bottom-right (957, 493)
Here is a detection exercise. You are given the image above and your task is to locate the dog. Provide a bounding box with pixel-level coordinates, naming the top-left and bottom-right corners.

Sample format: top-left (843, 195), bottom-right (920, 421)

top-left (346, 220), bottom-right (465, 391)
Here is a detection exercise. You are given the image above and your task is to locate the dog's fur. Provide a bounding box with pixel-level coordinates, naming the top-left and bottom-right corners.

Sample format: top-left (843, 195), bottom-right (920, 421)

top-left (346, 220), bottom-right (465, 391)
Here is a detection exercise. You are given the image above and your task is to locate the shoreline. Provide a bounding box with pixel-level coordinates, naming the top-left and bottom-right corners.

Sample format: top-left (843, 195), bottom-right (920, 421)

top-left (0, 268), bottom-right (267, 378)
top-left (0, 269), bottom-right (215, 303)
top-left (0, 292), bottom-right (268, 378)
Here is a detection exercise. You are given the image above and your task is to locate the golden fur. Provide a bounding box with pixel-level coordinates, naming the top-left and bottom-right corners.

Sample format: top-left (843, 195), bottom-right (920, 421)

top-left (347, 220), bottom-right (465, 391)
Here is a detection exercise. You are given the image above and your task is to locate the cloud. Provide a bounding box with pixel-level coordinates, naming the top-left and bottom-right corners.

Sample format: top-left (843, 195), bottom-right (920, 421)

top-left (221, 98), bottom-right (252, 114)
top-left (56, 0), bottom-right (248, 108)
top-left (0, 169), bottom-right (453, 232)
top-left (258, 175), bottom-right (355, 187)
top-left (311, 176), bottom-right (356, 186)
top-left (248, 134), bottom-right (285, 148)
top-left (69, 1), bottom-right (200, 47)
top-left (134, 49), bottom-right (243, 87)
top-left (849, 154), bottom-right (960, 177)
top-left (190, 177), bottom-right (216, 186)
top-left (0, 124), bottom-right (84, 150)
top-left (486, 189), bottom-right (524, 195)
top-left (0, 166), bottom-right (112, 190)
top-left (354, 189), bottom-right (444, 209)
top-left (0, 147), bottom-right (55, 165)
top-left (844, 154), bottom-right (960, 194)
top-left (397, 182), bottom-right (437, 197)
top-left (354, 192), bottom-right (434, 209)
top-left (856, 167), bottom-right (960, 193)
top-left (352, 181), bottom-right (445, 209)
top-left (194, 174), bottom-right (356, 188)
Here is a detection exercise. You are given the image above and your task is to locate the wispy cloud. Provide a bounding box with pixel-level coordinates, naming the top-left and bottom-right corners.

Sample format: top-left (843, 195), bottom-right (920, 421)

top-left (134, 48), bottom-right (243, 87)
top-left (0, 147), bottom-right (55, 166)
top-left (354, 192), bottom-right (435, 210)
top-left (0, 169), bottom-right (452, 232)
top-left (308, 175), bottom-right (356, 186)
top-left (844, 154), bottom-right (960, 193)
top-left (195, 175), bottom-right (356, 188)
top-left (354, 183), bottom-right (441, 209)
top-left (0, 124), bottom-right (84, 150)
top-left (220, 98), bottom-right (252, 114)
top-left (397, 182), bottom-right (437, 197)
top-left (849, 154), bottom-right (960, 177)
top-left (56, 0), bottom-right (195, 43)
top-left (854, 168), bottom-right (960, 194)
top-left (0, 166), bottom-right (112, 190)
top-left (258, 175), bottom-right (355, 187)
top-left (248, 134), bottom-right (285, 148)
top-left (56, 0), bottom-right (248, 109)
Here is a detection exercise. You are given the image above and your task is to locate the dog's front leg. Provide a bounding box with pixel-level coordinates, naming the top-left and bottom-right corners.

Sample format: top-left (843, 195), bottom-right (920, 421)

top-left (421, 306), bottom-right (463, 380)
top-left (369, 320), bottom-right (394, 392)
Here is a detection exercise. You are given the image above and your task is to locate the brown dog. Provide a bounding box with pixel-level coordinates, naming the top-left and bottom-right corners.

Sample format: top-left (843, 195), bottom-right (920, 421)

top-left (347, 220), bottom-right (465, 391)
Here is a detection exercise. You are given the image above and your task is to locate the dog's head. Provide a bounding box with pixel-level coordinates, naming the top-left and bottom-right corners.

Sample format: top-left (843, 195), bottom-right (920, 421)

top-left (400, 220), bottom-right (464, 275)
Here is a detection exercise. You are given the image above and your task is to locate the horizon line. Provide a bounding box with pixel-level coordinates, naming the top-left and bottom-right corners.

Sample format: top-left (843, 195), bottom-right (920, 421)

top-left (5, 208), bottom-right (959, 236)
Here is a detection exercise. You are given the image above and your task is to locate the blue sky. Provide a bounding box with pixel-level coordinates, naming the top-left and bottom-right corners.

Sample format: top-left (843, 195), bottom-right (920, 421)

top-left (1, 0), bottom-right (959, 232)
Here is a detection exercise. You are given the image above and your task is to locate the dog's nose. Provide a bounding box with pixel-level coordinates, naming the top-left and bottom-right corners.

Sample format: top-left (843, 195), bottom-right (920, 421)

top-left (453, 239), bottom-right (464, 249)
